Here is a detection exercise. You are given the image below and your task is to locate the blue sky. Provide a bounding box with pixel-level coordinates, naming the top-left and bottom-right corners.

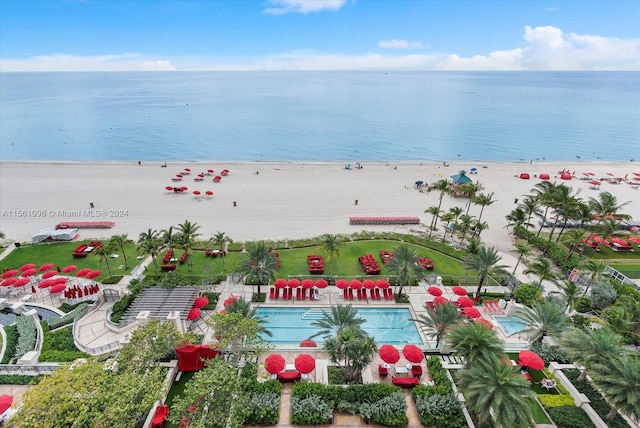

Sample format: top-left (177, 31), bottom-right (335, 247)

top-left (1, 0), bottom-right (639, 71)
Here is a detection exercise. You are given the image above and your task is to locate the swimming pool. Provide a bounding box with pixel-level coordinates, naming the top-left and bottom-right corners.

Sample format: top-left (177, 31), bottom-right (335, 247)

top-left (494, 316), bottom-right (527, 336)
top-left (254, 307), bottom-right (423, 346)
top-left (0, 305), bottom-right (62, 326)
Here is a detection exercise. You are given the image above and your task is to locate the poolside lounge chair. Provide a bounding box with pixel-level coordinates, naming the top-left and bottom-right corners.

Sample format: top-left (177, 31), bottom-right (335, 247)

top-left (357, 289), bottom-right (367, 300)
top-left (411, 365), bottom-right (423, 378)
top-left (383, 288), bottom-right (394, 300)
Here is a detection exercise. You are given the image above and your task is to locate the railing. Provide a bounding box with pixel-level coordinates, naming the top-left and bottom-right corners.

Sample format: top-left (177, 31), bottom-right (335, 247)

top-left (0, 363), bottom-right (60, 375)
top-left (603, 265), bottom-right (639, 288)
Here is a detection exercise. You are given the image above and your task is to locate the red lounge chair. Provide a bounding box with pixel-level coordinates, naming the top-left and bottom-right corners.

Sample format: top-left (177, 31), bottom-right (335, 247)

top-left (411, 365), bottom-right (423, 378)
top-left (378, 364), bottom-right (389, 377)
top-left (343, 288), bottom-right (349, 300)
top-left (357, 289), bottom-right (367, 300)
top-left (348, 288), bottom-right (354, 300)
top-left (392, 376), bottom-right (419, 387)
top-left (374, 288), bottom-right (381, 300)
top-left (277, 371), bottom-right (302, 382)
top-left (383, 288), bottom-right (394, 300)
top-left (151, 404), bottom-right (170, 428)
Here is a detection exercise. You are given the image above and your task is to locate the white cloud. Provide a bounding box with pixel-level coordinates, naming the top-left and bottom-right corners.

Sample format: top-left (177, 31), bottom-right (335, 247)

top-left (378, 39), bottom-right (425, 50)
top-left (263, 0), bottom-right (348, 15)
top-left (0, 54), bottom-right (176, 72)
top-left (437, 26), bottom-right (640, 70)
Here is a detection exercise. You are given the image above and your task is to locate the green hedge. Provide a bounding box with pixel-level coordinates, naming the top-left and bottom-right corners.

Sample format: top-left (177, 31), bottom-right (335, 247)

top-left (1, 325), bottom-right (17, 364)
top-left (0, 374), bottom-right (43, 385)
top-left (538, 394), bottom-right (576, 408)
top-left (427, 356), bottom-right (453, 392)
top-left (546, 406), bottom-right (596, 428)
top-left (39, 323), bottom-right (88, 362)
top-left (414, 390), bottom-right (466, 428)
top-left (15, 316), bottom-right (37, 360)
top-left (515, 227), bottom-right (581, 273)
top-left (47, 303), bottom-right (89, 329)
top-left (101, 275), bottom-right (123, 284)
top-left (240, 363), bottom-right (281, 425)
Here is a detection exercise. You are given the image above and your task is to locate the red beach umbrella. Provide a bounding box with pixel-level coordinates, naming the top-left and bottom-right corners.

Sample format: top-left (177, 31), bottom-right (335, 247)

top-left (300, 339), bottom-right (317, 348)
top-left (456, 296), bottom-right (474, 307)
top-left (379, 344), bottom-right (400, 364)
top-left (287, 278), bottom-right (300, 288)
top-left (349, 279), bottom-right (362, 289)
top-left (223, 295), bottom-right (240, 307)
top-left (274, 279), bottom-right (287, 289)
top-left (21, 268), bottom-right (37, 277)
top-left (198, 173), bottom-right (205, 178)
top-left (38, 279), bottom-right (54, 289)
top-left (1, 270), bottom-right (19, 279)
top-left (0, 395), bottom-right (14, 415)
top-left (452, 286), bottom-right (467, 296)
top-left (294, 354), bottom-right (316, 374)
top-left (434, 296), bottom-right (449, 305)
top-left (1, 278), bottom-right (17, 287)
top-left (54, 277), bottom-right (68, 284)
top-left (463, 307), bottom-right (482, 318)
top-left (205, 190), bottom-right (214, 196)
top-left (184, 168), bottom-right (191, 172)
top-left (42, 270), bottom-right (57, 279)
top-left (362, 279), bottom-right (376, 289)
top-left (301, 279), bottom-right (315, 289)
top-left (165, 186), bottom-right (174, 191)
top-left (336, 279), bottom-right (349, 289)
top-left (375, 279), bottom-right (390, 289)
top-left (476, 318), bottom-right (493, 330)
top-left (427, 286), bottom-right (443, 297)
top-left (265, 354), bottom-right (286, 374)
top-left (193, 190), bottom-right (201, 196)
top-left (180, 186), bottom-right (188, 191)
top-left (187, 308), bottom-right (201, 320)
top-left (402, 344), bottom-right (424, 363)
top-left (13, 278), bottom-right (30, 288)
top-left (39, 263), bottom-right (55, 272)
top-left (314, 279), bottom-right (328, 289)
top-left (76, 268), bottom-right (92, 277)
top-left (176, 174), bottom-right (183, 178)
top-left (207, 169), bottom-right (214, 174)
top-left (50, 283), bottom-right (66, 294)
top-left (518, 350), bottom-right (545, 370)
top-left (194, 296), bottom-right (209, 308)
top-left (19, 264), bottom-right (35, 272)
top-left (85, 270), bottom-right (101, 279)
top-left (61, 265), bottom-right (77, 273)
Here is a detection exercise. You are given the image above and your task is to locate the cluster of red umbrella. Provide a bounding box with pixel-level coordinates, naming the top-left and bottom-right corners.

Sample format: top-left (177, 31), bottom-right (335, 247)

top-left (63, 283), bottom-right (100, 299)
top-left (335, 279), bottom-right (390, 289)
top-left (274, 278), bottom-right (334, 290)
top-left (187, 296), bottom-right (210, 321)
top-left (1, 264), bottom-right (101, 295)
top-left (379, 344), bottom-right (424, 364)
top-left (264, 353), bottom-right (316, 374)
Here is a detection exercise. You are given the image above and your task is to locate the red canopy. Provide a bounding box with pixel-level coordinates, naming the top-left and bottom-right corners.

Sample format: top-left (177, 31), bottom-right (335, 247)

top-left (302, 279), bottom-right (315, 289)
top-left (452, 286), bottom-right (467, 296)
top-left (375, 279), bottom-right (390, 289)
top-left (42, 270), bottom-right (57, 279)
top-left (402, 344), bottom-right (424, 363)
top-left (50, 283), bottom-right (66, 294)
top-left (1, 270), bottom-right (18, 279)
top-left (274, 279), bottom-right (287, 289)
top-left (349, 279), bottom-right (362, 289)
top-left (85, 270), bottom-right (101, 279)
top-left (457, 296), bottom-right (474, 307)
top-left (295, 353), bottom-right (316, 374)
top-left (518, 350), bottom-right (545, 370)
top-left (434, 296), bottom-right (449, 305)
top-left (476, 318), bottom-right (493, 330)
top-left (175, 344), bottom-right (218, 372)
top-left (76, 268), bottom-right (92, 277)
top-left (427, 286), bottom-right (443, 296)
top-left (61, 265), bottom-right (77, 273)
top-left (265, 354), bottom-right (286, 374)
top-left (362, 279), bottom-right (376, 289)
top-left (21, 268), bottom-right (37, 277)
top-left (287, 278), bottom-right (301, 288)
top-left (463, 307), bottom-right (481, 318)
top-left (336, 279), bottom-right (349, 289)
top-left (379, 344), bottom-right (400, 364)
top-left (0, 394), bottom-right (13, 415)
top-left (187, 307), bottom-right (201, 320)
top-left (300, 339), bottom-right (317, 348)
top-left (314, 279), bottom-right (328, 289)
top-left (39, 263), bottom-right (54, 272)
top-left (193, 296), bottom-right (209, 308)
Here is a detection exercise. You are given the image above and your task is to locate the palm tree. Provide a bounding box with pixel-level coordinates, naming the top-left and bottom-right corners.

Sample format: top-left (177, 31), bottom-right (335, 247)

top-left (458, 214), bottom-right (475, 245)
top-left (137, 229), bottom-right (161, 279)
top-left (94, 241), bottom-right (116, 278)
top-left (427, 179), bottom-right (451, 231)
top-left (413, 302), bottom-right (461, 348)
top-left (448, 322), bottom-right (505, 365)
top-left (524, 256), bottom-right (557, 288)
top-left (109, 234), bottom-right (131, 268)
top-left (386, 244), bottom-right (426, 298)
top-left (564, 229), bottom-right (588, 258)
top-left (579, 259), bottom-right (602, 296)
top-left (310, 304), bottom-right (366, 340)
top-left (543, 184), bottom-right (580, 254)
top-left (161, 226), bottom-right (178, 257)
top-left (448, 206), bottom-right (464, 238)
top-left (460, 181), bottom-right (482, 215)
top-left (457, 358), bottom-right (536, 428)
top-left (505, 207), bottom-right (529, 233)
top-left (424, 206), bottom-right (441, 237)
top-left (211, 231), bottom-right (232, 271)
top-left (513, 301), bottom-right (568, 343)
top-left (324, 325), bottom-right (377, 383)
top-left (473, 192), bottom-right (495, 223)
top-left (466, 238), bottom-right (481, 255)
top-left (472, 220), bottom-right (489, 240)
top-left (590, 354), bottom-right (640, 421)
top-left (588, 191), bottom-right (631, 219)
top-left (559, 327), bottom-right (625, 382)
top-left (439, 212), bottom-right (456, 241)
top-left (234, 241), bottom-right (278, 298)
top-left (177, 220), bottom-right (201, 268)
top-left (532, 180), bottom-right (558, 237)
top-left (511, 240), bottom-right (532, 275)
top-left (321, 234), bottom-right (342, 275)
top-left (225, 298), bottom-right (272, 337)
top-left (519, 195), bottom-right (542, 232)
top-left (553, 280), bottom-right (582, 312)
top-left (463, 246), bottom-right (508, 301)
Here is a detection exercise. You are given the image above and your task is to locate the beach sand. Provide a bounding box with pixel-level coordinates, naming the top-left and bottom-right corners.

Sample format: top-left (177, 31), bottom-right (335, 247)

top-left (1, 161), bottom-right (638, 256)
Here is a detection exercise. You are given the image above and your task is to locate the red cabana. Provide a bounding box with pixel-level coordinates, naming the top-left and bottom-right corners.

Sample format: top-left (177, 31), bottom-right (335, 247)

top-left (519, 173), bottom-right (530, 179)
top-left (176, 344), bottom-right (218, 371)
top-left (539, 173), bottom-right (550, 180)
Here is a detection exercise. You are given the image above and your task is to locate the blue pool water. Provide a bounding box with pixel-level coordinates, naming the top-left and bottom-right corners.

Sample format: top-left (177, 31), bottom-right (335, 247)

top-left (0, 305), bottom-right (62, 326)
top-left (254, 307), bottom-right (423, 346)
top-left (494, 316), bottom-right (527, 336)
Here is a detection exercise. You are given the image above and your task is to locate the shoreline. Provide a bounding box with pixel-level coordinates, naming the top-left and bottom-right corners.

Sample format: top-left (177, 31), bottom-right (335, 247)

top-left (1, 161), bottom-right (638, 256)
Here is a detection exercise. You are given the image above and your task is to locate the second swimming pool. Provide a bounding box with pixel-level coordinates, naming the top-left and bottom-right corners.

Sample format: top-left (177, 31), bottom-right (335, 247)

top-left (254, 307), bottom-right (423, 345)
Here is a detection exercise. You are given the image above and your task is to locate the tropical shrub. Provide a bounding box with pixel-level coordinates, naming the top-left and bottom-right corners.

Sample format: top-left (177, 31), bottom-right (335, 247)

top-left (530, 342), bottom-right (571, 364)
top-left (245, 392), bottom-right (280, 425)
top-left (290, 394), bottom-right (334, 425)
top-left (575, 297), bottom-right (593, 313)
top-left (47, 303), bottom-right (89, 329)
top-left (427, 356), bottom-right (453, 392)
top-left (546, 406), bottom-right (596, 428)
top-left (39, 323), bottom-right (88, 362)
top-left (0, 374), bottom-right (43, 385)
top-left (14, 315), bottom-right (37, 359)
top-left (1, 325), bottom-right (17, 364)
top-left (513, 283), bottom-right (543, 307)
top-left (591, 281), bottom-right (618, 310)
top-left (538, 394), bottom-right (575, 407)
top-left (360, 392), bottom-right (408, 427)
top-left (291, 381), bottom-right (340, 403)
top-left (415, 392), bottom-right (466, 428)
top-left (339, 383), bottom-right (401, 404)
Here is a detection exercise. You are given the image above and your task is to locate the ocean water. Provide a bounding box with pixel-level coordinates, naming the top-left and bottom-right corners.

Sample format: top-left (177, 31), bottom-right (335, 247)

top-left (1, 71), bottom-right (638, 162)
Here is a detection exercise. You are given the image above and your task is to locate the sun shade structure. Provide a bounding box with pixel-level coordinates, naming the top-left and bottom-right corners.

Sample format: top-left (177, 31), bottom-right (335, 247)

top-left (336, 279), bottom-right (349, 289)
top-left (456, 296), bottom-right (474, 307)
top-left (193, 297), bottom-right (209, 308)
top-left (450, 170), bottom-right (472, 184)
top-left (61, 265), bottom-right (78, 273)
top-left (427, 286), bottom-right (443, 297)
top-left (463, 307), bottom-right (482, 318)
top-left (187, 308), bottom-right (201, 320)
top-left (379, 344), bottom-right (401, 364)
top-left (295, 354), bottom-right (316, 374)
top-left (402, 344), bottom-right (424, 363)
top-left (274, 279), bottom-right (287, 288)
top-left (375, 279), bottom-right (390, 289)
top-left (314, 279), bottom-right (328, 289)
top-left (452, 286), bottom-right (467, 296)
top-left (518, 350), bottom-right (545, 370)
top-left (265, 354), bottom-right (286, 374)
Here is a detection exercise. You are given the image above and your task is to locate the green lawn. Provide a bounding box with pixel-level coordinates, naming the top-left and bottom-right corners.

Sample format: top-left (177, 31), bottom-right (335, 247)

top-left (163, 370), bottom-right (195, 428)
top-left (525, 397), bottom-right (553, 424)
top-left (0, 240), bottom-right (141, 281)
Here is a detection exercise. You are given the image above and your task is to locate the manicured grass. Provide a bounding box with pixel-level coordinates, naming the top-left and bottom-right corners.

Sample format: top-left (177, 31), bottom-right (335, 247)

top-left (0, 240), bottom-right (140, 281)
top-left (525, 397), bottom-right (553, 424)
top-left (164, 370), bottom-right (195, 428)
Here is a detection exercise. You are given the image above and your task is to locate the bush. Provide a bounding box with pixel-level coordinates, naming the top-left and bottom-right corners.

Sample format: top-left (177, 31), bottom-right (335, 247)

top-left (47, 303), bottom-right (89, 329)
top-left (591, 281), bottom-right (617, 310)
top-left (110, 282), bottom-right (148, 323)
top-left (245, 392), bottom-right (280, 425)
top-left (427, 356), bottom-right (452, 392)
top-left (513, 283), bottom-right (543, 307)
top-left (546, 406), bottom-right (596, 428)
top-left (530, 342), bottom-right (571, 364)
top-left (39, 323), bottom-right (88, 362)
top-left (575, 297), bottom-right (593, 313)
top-left (14, 316), bottom-right (37, 359)
top-left (360, 392), bottom-right (408, 427)
top-left (1, 325), bottom-right (17, 364)
top-left (338, 383), bottom-right (401, 404)
top-left (291, 381), bottom-right (340, 403)
top-left (538, 394), bottom-right (576, 408)
top-left (415, 392), bottom-right (465, 428)
top-left (290, 394), bottom-right (334, 425)
top-left (101, 275), bottom-right (123, 284)
top-left (0, 374), bottom-right (43, 385)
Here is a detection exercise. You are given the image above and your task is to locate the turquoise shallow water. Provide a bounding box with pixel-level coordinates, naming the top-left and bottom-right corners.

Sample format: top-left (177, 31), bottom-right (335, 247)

top-left (494, 316), bottom-right (527, 336)
top-left (1, 71), bottom-right (638, 162)
top-left (255, 307), bottom-right (423, 345)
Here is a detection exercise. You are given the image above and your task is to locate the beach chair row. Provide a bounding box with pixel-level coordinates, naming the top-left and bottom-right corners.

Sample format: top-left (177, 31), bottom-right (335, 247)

top-left (269, 287), bottom-right (317, 300)
top-left (56, 221), bottom-right (115, 229)
top-left (483, 299), bottom-right (503, 313)
top-left (349, 216), bottom-right (420, 225)
top-left (343, 288), bottom-right (393, 301)
top-left (359, 254), bottom-right (381, 275)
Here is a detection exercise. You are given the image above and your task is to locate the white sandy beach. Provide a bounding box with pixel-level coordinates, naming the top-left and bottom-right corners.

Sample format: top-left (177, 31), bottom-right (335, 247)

top-left (1, 161), bottom-right (639, 255)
